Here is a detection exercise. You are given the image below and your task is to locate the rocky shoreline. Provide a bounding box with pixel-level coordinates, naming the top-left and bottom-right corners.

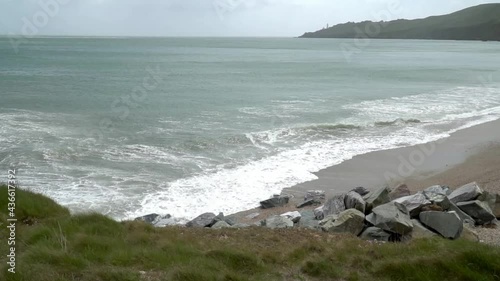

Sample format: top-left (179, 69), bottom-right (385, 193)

top-left (135, 182), bottom-right (500, 244)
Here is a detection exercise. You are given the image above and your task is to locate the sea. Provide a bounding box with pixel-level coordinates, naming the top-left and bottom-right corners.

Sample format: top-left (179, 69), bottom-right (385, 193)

top-left (1, 37), bottom-right (499, 222)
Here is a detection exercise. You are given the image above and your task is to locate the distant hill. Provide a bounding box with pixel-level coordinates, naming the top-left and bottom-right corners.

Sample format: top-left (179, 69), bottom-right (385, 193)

top-left (300, 4), bottom-right (500, 41)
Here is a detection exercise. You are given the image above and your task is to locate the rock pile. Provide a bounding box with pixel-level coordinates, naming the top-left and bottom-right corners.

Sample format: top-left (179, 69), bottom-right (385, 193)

top-left (134, 182), bottom-right (499, 243)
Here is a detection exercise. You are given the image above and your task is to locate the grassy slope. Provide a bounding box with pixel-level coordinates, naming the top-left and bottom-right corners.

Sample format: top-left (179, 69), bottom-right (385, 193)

top-left (0, 185), bottom-right (499, 281)
top-left (300, 4), bottom-right (500, 40)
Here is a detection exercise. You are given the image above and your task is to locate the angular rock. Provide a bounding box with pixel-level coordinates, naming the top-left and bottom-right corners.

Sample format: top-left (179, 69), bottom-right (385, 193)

top-left (410, 219), bottom-right (438, 239)
top-left (296, 199), bottom-right (320, 208)
top-left (389, 184), bottom-right (411, 201)
top-left (314, 205), bottom-right (324, 220)
top-left (211, 221), bottom-right (231, 229)
top-left (448, 202), bottom-right (475, 226)
top-left (419, 211), bottom-right (463, 239)
top-left (478, 191), bottom-right (497, 213)
top-left (351, 186), bottom-right (370, 196)
top-left (186, 213), bottom-right (217, 228)
top-left (365, 202), bottom-right (413, 235)
top-left (223, 215), bottom-right (238, 226)
top-left (297, 210), bottom-right (320, 230)
top-left (393, 193), bottom-right (431, 217)
top-left (431, 194), bottom-right (452, 211)
top-left (323, 194), bottom-right (346, 217)
top-left (134, 213), bottom-right (163, 224)
top-left (260, 195), bottom-right (290, 209)
top-left (363, 186), bottom-right (391, 213)
top-left (281, 211), bottom-right (302, 223)
top-left (359, 227), bottom-right (391, 241)
top-left (344, 191), bottom-right (366, 213)
top-left (264, 215), bottom-right (294, 229)
top-left (320, 209), bottom-right (365, 235)
top-left (423, 185), bottom-right (451, 198)
top-left (154, 217), bottom-right (177, 227)
top-left (448, 182), bottom-right (483, 204)
top-left (305, 190), bottom-right (326, 201)
top-left (457, 200), bottom-right (496, 225)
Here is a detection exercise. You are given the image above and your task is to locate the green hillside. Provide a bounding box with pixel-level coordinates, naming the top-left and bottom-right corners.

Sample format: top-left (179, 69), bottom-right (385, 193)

top-left (300, 4), bottom-right (500, 41)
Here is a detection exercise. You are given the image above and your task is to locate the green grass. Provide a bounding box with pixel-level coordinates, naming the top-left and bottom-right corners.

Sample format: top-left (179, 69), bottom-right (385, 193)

top-left (1, 185), bottom-right (499, 281)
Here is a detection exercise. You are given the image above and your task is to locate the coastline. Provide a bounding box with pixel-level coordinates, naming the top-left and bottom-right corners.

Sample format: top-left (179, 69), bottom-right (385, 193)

top-left (230, 119), bottom-right (500, 230)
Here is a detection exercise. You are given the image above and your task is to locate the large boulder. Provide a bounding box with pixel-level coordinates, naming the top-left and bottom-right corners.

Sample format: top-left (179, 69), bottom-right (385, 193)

top-left (134, 213), bottom-right (163, 224)
top-left (297, 210), bottom-right (320, 230)
top-left (419, 211), bottom-right (463, 239)
top-left (322, 194), bottom-right (346, 217)
top-left (363, 186), bottom-right (391, 213)
top-left (155, 216), bottom-right (177, 227)
top-left (365, 202), bottom-right (413, 235)
top-left (478, 191), bottom-right (497, 213)
top-left (448, 202), bottom-right (475, 226)
top-left (280, 211), bottom-right (301, 223)
top-left (211, 221), bottom-right (231, 229)
top-left (264, 215), bottom-right (294, 229)
top-left (344, 191), bottom-right (366, 213)
top-left (186, 213), bottom-right (217, 228)
top-left (410, 219), bottom-right (438, 239)
top-left (457, 200), bottom-right (496, 225)
top-left (393, 193), bottom-right (431, 217)
top-left (359, 227), bottom-right (392, 242)
top-left (389, 184), bottom-right (411, 201)
top-left (423, 185), bottom-right (451, 198)
top-left (260, 195), bottom-right (290, 209)
top-left (448, 182), bottom-right (483, 204)
top-left (320, 209), bottom-right (365, 235)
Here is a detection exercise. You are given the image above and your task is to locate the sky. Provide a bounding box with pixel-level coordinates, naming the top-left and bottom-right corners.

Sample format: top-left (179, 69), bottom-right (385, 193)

top-left (0, 0), bottom-right (499, 37)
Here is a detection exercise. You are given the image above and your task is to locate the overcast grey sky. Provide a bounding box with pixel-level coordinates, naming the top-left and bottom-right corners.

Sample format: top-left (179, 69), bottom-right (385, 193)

top-left (0, 0), bottom-right (498, 37)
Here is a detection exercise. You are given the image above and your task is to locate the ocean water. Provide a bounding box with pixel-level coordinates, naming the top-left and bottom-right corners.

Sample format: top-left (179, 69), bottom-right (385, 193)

top-left (1, 37), bottom-right (499, 221)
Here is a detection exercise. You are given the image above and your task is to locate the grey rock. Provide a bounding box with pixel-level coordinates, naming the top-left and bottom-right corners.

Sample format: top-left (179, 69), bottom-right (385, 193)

top-left (351, 186), bottom-right (370, 196)
top-left (186, 212), bottom-right (217, 228)
top-left (314, 205), bottom-right (324, 220)
top-left (154, 217), bottom-right (177, 227)
top-left (260, 195), bottom-right (290, 209)
top-left (223, 215), bottom-right (238, 226)
top-left (363, 186), bottom-right (391, 213)
top-left (448, 182), bottom-right (483, 204)
top-left (280, 211), bottom-right (302, 223)
top-left (494, 194), bottom-right (500, 219)
top-left (305, 190), bottom-right (326, 201)
top-left (365, 202), bottom-right (413, 235)
top-left (389, 184), bottom-right (411, 201)
top-left (297, 210), bottom-right (320, 230)
top-left (461, 224), bottom-right (480, 242)
top-left (345, 191), bottom-right (366, 213)
top-left (423, 185), bottom-right (451, 198)
top-left (134, 213), bottom-right (163, 224)
top-left (211, 221), bottom-right (231, 229)
top-left (393, 193), bottom-right (431, 217)
top-left (457, 200), bottom-right (496, 225)
top-left (359, 227), bottom-right (391, 241)
top-left (478, 191), bottom-right (497, 213)
top-left (296, 199), bottom-right (320, 208)
top-left (448, 201), bottom-right (475, 226)
top-left (323, 194), bottom-right (346, 217)
top-left (410, 219), bottom-right (438, 239)
top-left (264, 215), bottom-right (294, 229)
top-left (419, 211), bottom-right (463, 239)
top-left (320, 209), bottom-right (365, 235)
top-left (431, 194), bottom-right (452, 211)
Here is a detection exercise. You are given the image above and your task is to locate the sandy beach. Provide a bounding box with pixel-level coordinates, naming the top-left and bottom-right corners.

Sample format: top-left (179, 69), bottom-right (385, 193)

top-left (234, 119), bottom-right (500, 244)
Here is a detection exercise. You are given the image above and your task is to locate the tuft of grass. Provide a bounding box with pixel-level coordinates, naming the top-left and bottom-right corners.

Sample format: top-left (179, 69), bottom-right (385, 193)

top-left (0, 186), bottom-right (499, 281)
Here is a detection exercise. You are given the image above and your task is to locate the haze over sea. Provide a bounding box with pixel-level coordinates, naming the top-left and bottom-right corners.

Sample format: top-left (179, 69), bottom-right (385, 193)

top-left (1, 37), bottom-right (499, 221)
